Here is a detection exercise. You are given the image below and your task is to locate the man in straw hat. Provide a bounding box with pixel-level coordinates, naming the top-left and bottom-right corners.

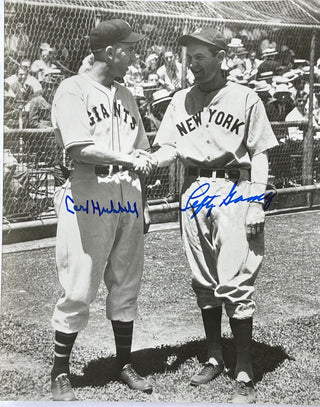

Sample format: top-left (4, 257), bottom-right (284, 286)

top-left (257, 47), bottom-right (280, 76)
top-left (265, 83), bottom-right (295, 122)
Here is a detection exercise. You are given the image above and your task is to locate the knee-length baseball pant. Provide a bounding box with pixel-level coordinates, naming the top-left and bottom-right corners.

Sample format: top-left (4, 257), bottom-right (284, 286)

top-left (52, 166), bottom-right (144, 334)
top-left (180, 176), bottom-right (264, 320)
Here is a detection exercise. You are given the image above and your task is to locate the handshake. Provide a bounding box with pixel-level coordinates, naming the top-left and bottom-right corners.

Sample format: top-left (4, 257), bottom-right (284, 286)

top-left (132, 149), bottom-right (158, 176)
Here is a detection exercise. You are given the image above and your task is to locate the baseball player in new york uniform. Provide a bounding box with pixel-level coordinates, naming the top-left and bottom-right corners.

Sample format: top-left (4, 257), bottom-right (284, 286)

top-left (149, 27), bottom-right (278, 403)
top-left (50, 19), bottom-right (153, 400)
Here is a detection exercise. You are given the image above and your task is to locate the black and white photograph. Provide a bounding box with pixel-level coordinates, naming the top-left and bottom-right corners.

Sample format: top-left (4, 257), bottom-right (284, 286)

top-left (1, 0), bottom-right (320, 405)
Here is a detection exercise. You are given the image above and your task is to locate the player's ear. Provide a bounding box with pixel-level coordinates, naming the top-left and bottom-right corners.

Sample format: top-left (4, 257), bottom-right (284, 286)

top-left (217, 50), bottom-right (226, 64)
top-left (105, 45), bottom-right (114, 61)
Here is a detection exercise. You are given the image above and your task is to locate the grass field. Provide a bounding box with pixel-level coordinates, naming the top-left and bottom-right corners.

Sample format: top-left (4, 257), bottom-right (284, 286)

top-left (1, 210), bottom-right (320, 404)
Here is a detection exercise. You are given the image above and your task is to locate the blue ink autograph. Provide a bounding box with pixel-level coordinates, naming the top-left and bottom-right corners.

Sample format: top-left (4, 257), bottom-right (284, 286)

top-left (65, 195), bottom-right (139, 218)
top-left (180, 181), bottom-right (277, 219)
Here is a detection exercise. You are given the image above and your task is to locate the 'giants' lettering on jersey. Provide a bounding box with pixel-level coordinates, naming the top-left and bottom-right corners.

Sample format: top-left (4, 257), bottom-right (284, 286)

top-left (88, 102), bottom-right (136, 130)
top-left (176, 108), bottom-right (244, 136)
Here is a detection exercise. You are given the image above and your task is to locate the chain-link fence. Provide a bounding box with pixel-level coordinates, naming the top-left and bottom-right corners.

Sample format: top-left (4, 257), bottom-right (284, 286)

top-left (3, 0), bottom-right (320, 223)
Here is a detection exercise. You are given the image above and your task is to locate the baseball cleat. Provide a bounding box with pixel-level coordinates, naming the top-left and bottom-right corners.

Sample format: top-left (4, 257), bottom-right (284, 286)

top-left (190, 362), bottom-right (224, 386)
top-left (51, 373), bottom-right (76, 401)
top-left (231, 380), bottom-right (256, 404)
top-left (120, 363), bottom-right (153, 393)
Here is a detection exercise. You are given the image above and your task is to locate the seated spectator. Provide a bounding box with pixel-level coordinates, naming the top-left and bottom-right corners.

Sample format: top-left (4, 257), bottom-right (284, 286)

top-left (4, 83), bottom-right (21, 128)
top-left (285, 94), bottom-right (309, 141)
top-left (26, 85), bottom-right (51, 129)
top-left (245, 50), bottom-right (262, 72)
top-left (54, 38), bottom-right (70, 68)
top-left (257, 48), bottom-right (281, 75)
top-left (266, 83), bottom-right (295, 123)
top-left (157, 50), bottom-right (194, 92)
top-left (142, 53), bottom-right (159, 80)
top-left (26, 73), bottom-right (61, 128)
top-left (254, 80), bottom-right (273, 105)
top-left (30, 45), bottom-right (60, 82)
top-left (260, 37), bottom-right (277, 54)
top-left (314, 83), bottom-right (320, 111)
top-left (5, 59), bottom-right (42, 96)
top-left (293, 59), bottom-right (309, 70)
top-left (278, 45), bottom-right (295, 71)
top-left (224, 38), bottom-right (244, 72)
top-left (148, 89), bottom-right (172, 130)
top-left (141, 73), bottom-right (161, 106)
top-left (227, 38), bottom-right (244, 57)
top-left (231, 47), bottom-right (248, 74)
top-left (147, 73), bottom-right (160, 87)
top-left (8, 68), bottom-right (34, 103)
top-left (124, 53), bottom-right (144, 97)
top-left (290, 72), bottom-right (309, 100)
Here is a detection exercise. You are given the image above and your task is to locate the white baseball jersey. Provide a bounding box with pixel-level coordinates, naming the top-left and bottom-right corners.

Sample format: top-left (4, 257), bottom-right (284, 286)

top-left (154, 81), bottom-right (278, 168)
top-left (51, 74), bottom-right (149, 333)
top-left (52, 73), bottom-right (149, 155)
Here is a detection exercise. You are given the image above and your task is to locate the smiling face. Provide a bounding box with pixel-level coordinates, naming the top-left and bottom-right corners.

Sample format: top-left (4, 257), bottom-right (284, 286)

top-left (186, 41), bottom-right (225, 89)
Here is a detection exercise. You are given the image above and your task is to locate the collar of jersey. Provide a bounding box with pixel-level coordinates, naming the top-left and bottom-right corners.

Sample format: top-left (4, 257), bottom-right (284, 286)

top-left (81, 72), bottom-right (119, 96)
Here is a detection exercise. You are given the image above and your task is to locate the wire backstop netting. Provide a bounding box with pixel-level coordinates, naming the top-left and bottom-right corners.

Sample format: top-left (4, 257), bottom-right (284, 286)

top-left (3, 0), bottom-right (320, 222)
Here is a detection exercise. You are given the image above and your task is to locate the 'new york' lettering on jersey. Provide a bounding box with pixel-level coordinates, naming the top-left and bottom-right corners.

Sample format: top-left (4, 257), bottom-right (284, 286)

top-left (176, 109), bottom-right (245, 136)
top-left (154, 81), bottom-right (278, 169)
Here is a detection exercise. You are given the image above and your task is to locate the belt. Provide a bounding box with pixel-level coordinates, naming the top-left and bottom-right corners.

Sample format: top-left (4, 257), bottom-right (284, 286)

top-left (95, 164), bottom-right (129, 177)
top-left (185, 167), bottom-right (250, 180)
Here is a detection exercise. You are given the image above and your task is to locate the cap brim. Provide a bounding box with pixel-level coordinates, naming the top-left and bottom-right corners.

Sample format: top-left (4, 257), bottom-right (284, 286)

top-left (122, 32), bottom-right (145, 43)
top-left (178, 34), bottom-right (216, 47)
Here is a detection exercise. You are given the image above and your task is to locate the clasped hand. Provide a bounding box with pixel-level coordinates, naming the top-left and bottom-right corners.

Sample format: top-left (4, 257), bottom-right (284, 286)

top-left (132, 150), bottom-right (157, 176)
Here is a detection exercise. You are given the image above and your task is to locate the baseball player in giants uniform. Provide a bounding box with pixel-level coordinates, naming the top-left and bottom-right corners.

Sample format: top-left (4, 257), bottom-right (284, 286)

top-left (150, 27), bottom-right (278, 403)
top-left (50, 20), bottom-right (153, 400)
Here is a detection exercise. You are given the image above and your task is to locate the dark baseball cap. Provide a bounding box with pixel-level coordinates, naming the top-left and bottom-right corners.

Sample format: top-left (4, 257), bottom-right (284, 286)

top-left (178, 27), bottom-right (227, 51)
top-left (90, 19), bottom-right (145, 51)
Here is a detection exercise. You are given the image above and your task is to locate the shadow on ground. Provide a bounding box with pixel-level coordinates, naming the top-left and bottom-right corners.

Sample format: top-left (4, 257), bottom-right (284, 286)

top-left (71, 336), bottom-right (293, 388)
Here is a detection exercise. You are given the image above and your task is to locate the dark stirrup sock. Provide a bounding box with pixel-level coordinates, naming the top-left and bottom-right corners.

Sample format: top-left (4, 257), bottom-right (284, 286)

top-left (51, 330), bottom-right (78, 381)
top-left (111, 320), bottom-right (134, 371)
top-left (229, 317), bottom-right (253, 379)
top-left (201, 306), bottom-right (223, 363)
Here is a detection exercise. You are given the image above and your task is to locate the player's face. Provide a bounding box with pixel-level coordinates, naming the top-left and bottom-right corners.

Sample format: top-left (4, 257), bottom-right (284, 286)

top-left (187, 42), bottom-right (224, 86)
top-left (112, 42), bottom-right (136, 78)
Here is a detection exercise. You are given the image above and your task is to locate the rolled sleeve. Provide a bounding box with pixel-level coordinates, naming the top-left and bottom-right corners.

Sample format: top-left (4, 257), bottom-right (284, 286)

top-left (51, 90), bottom-right (94, 151)
top-left (246, 99), bottom-right (278, 157)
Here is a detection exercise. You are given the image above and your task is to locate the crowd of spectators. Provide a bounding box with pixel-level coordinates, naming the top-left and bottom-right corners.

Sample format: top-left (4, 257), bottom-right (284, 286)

top-left (4, 40), bottom-right (65, 130)
top-left (4, 19), bottom-right (320, 138)
top-left (3, 20), bottom-right (320, 214)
